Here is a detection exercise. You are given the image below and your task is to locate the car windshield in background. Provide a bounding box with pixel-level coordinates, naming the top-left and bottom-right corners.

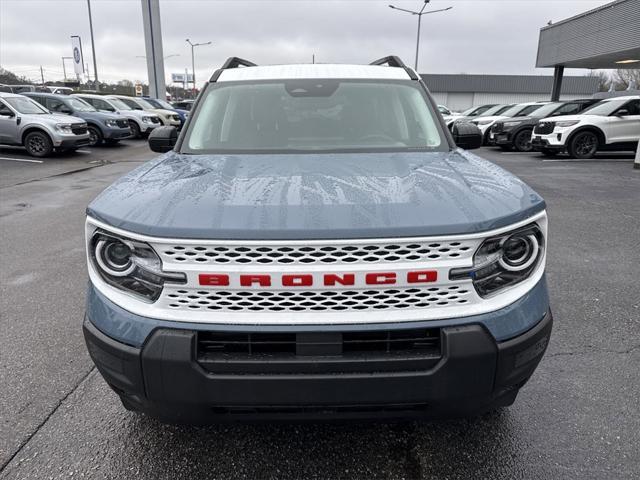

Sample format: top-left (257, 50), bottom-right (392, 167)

top-left (479, 104), bottom-right (510, 116)
top-left (5, 96), bottom-right (48, 114)
top-left (502, 104), bottom-right (543, 117)
top-left (152, 98), bottom-right (175, 110)
top-left (67, 97), bottom-right (96, 112)
top-left (108, 98), bottom-right (132, 110)
top-left (579, 99), bottom-right (626, 116)
top-left (136, 98), bottom-right (156, 109)
top-left (529, 102), bottom-right (563, 118)
top-left (183, 79), bottom-right (447, 154)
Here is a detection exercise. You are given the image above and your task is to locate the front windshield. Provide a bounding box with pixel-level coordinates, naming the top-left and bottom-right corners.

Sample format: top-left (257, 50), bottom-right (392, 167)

top-left (501, 103), bottom-right (543, 117)
top-left (67, 97), bottom-right (96, 112)
top-left (4, 96), bottom-right (48, 114)
top-left (108, 98), bottom-right (131, 110)
top-left (135, 98), bottom-right (156, 109)
top-left (529, 102), bottom-right (563, 118)
top-left (152, 98), bottom-right (174, 110)
top-left (183, 79), bottom-right (447, 154)
top-left (579, 99), bottom-right (625, 116)
top-left (479, 104), bottom-right (510, 117)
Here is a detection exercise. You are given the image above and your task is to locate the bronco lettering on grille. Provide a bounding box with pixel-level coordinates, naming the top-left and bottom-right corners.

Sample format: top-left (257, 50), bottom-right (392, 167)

top-left (198, 271), bottom-right (438, 287)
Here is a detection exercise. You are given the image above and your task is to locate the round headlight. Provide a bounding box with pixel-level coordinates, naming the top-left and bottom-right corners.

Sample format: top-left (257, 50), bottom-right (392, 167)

top-left (499, 234), bottom-right (539, 272)
top-left (95, 238), bottom-right (134, 276)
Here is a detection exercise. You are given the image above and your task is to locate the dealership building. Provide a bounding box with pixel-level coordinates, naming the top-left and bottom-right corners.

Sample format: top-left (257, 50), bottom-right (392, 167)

top-left (420, 74), bottom-right (599, 111)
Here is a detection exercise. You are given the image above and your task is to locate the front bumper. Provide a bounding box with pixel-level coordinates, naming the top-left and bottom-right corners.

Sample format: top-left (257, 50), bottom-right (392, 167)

top-left (530, 132), bottom-right (567, 151)
top-left (494, 131), bottom-right (514, 146)
top-left (84, 307), bottom-right (552, 423)
top-left (103, 126), bottom-right (132, 140)
top-left (57, 135), bottom-right (91, 148)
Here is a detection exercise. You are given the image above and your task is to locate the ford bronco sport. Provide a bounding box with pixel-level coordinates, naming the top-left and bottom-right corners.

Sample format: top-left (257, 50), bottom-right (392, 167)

top-left (83, 56), bottom-right (552, 422)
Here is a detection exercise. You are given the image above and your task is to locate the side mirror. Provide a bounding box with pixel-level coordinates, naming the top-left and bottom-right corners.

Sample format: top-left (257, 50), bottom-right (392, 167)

top-left (451, 122), bottom-right (483, 150)
top-left (615, 109), bottom-right (629, 116)
top-left (148, 126), bottom-right (178, 153)
top-left (0, 110), bottom-right (15, 118)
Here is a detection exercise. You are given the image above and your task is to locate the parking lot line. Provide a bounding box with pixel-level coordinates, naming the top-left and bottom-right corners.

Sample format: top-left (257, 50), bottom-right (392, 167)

top-left (0, 157), bottom-right (43, 164)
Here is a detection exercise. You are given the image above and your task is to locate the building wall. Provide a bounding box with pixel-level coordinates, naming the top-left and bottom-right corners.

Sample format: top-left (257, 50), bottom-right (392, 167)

top-left (432, 92), bottom-right (589, 111)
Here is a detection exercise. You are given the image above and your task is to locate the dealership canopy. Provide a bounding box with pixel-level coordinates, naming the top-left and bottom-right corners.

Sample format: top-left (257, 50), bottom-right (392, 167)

top-left (536, 0), bottom-right (640, 99)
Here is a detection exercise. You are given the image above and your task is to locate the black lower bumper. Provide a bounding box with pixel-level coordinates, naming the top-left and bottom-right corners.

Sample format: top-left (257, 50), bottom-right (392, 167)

top-left (59, 137), bottom-right (91, 149)
top-left (531, 137), bottom-right (564, 152)
top-left (494, 132), bottom-right (513, 146)
top-left (84, 311), bottom-right (552, 423)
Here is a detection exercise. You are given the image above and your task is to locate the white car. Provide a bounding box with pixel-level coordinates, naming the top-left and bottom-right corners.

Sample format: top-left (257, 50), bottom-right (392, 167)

top-left (73, 93), bottom-right (161, 138)
top-left (470, 102), bottom-right (547, 144)
top-left (531, 96), bottom-right (640, 158)
top-left (111, 95), bottom-right (181, 128)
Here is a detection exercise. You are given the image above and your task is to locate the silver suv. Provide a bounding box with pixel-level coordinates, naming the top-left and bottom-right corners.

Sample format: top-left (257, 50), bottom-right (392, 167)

top-left (0, 92), bottom-right (90, 157)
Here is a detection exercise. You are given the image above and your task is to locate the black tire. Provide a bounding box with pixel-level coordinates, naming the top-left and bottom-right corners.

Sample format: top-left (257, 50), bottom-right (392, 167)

top-left (568, 131), bottom-right (598, 159)
top-left (129, 120), bottom-right (142, 139)
top-left (513, 129), bottom-right (533, 152)
top-left (540, 148), bottom-right (557, 157)
top-left (24, 131), bottom-right (53, 157)
top-left (87, 125), bottom-right (103, 147)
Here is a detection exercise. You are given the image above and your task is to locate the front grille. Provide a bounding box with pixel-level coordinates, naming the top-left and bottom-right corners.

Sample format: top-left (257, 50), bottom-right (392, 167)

top-left (162, 285), bottom-right (472, 313)
top-left (72, 125), bottom-right (88, 135)
top-left (491, 122), bottom-right (504, 133)
top-left (197, 328), bottom-right (440, 357)
top-left (158, 240), bottom-right (476, 265)
top-left (116, 119), bottom-right (129, 128)
top-left (171, 114), bottom-right (180, 121)
top-left (150, 117), bottom-right (161, 124)
top-left (534, 122), bottom-right (555, 134)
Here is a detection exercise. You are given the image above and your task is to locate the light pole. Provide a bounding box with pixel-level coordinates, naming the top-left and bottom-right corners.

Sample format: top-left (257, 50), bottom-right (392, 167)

top-left (389, 0), bottom-right (452, 72)
top-left (86, 0), bottom-right (100, 90)
top-left (185, 39), bottom-right (211, 94)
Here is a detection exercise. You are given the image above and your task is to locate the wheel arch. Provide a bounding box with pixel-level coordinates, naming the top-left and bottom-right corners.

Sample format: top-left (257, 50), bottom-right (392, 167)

top-left (566, 125), bottom-right (607, 147)
top-left (21, 126), bottom-right (53, 145)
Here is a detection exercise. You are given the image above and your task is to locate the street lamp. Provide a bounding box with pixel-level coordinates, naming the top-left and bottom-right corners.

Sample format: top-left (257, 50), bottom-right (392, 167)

top-left (389, 0), bottom-right (452, 72)
top-left (185, 39), bottom-right (212, 94)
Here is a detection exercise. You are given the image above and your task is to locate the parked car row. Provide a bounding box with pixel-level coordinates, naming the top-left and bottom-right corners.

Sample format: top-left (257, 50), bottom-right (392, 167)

top-left (0, 90), bottom-right (190, 156)
top-left (444, 95), bottom-right (640, 159)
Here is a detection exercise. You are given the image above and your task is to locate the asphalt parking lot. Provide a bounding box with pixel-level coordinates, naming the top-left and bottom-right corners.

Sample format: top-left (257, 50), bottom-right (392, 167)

top-left (1, 143), bottom-right (638, 479)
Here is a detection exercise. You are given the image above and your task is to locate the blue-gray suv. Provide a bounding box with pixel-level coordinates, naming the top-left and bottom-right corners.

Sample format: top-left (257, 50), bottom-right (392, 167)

top-left (24, 92), bottom-right (131, 147)
top-left (83, 56), bottom-right (552, 423)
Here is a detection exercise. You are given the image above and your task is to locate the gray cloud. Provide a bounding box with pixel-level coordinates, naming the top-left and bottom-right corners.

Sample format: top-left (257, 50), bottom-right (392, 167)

top-left (0, 0), bottom-right (611, 84)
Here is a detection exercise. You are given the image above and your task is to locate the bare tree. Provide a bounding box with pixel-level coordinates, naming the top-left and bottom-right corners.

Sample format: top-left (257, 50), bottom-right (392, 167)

top-left (612, 69), bottom-right (640, 90)
top-left (586, 70), bottom-right (611, 91)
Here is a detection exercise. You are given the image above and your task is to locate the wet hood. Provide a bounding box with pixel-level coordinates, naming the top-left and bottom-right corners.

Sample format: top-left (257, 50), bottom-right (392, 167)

top-left (87, 150), bottom-right (545, 240)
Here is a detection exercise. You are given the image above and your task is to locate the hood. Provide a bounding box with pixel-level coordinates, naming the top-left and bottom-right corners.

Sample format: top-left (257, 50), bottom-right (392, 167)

top-left (538, 114), bottom-right (586, 123)
top-left (39, 113), bottom-right (86, 124)
top-left (474, 115), bottom-right (509, 123)
top-left (87, 150), bottom-right (545, 240)
top-left (123, 109), bottom-right (154, 120)
top-left (149, 108), bottom-right (176, 117)
top-left (76, 111), bottom-right (121, 122)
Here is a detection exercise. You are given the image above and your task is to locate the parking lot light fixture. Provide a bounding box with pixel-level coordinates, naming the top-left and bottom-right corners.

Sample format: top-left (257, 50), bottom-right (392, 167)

top-left (388, 0), bottom-right (453, 72)
top-left (186, 39), bottom-right (212, 94)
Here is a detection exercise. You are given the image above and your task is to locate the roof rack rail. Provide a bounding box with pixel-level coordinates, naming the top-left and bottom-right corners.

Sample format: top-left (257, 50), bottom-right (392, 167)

top-left (369, 55), bottom-right (419, 80)
top-left (369, 56), bottom-right (407, 68)
top-left (210, 57), bottom-right (257, 82)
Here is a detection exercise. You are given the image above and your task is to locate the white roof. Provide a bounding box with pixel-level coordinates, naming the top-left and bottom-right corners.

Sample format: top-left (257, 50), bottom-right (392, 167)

top-left (216, 64), bottom-right (412, 82)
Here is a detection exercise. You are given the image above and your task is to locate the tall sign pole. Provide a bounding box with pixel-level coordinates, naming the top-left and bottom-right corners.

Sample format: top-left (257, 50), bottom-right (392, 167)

top-left (86, 0), bottom-right (99, 90)
top-left (141, 0), bottom-right (167, 99)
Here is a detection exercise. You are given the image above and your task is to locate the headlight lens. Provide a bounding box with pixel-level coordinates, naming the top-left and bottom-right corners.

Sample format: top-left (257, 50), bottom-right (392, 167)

top-left (55, 123), bottom-right (74, 134)
top-left (104, 119), bottom-right (119, 127)
top-left (555, 120), bottom-right (579, 128)
top-left (90, 230), bottom-right (185, 301)
top-left (142, 116), bottom-right (153, 123)
top-left (450, 223), bottom-right (544, 297)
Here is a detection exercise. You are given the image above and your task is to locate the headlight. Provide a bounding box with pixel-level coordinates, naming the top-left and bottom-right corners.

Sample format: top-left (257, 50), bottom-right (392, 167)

top-left (503, 121), bottom-right (522, 128)
top-left (450, 223), bottom-right (545, 298)
top-left (474, 119), bottom-right (493, 125)
top-left (90, 230), bottom-right (185, 301)
top-left (555, 120), bottom-right (579, 128)
top-left (104, 119), bottom-right (119, 127)
top-left (142, 116), bottom-right (153, 123)
top-left (55, 123), bottom-right (74, 134)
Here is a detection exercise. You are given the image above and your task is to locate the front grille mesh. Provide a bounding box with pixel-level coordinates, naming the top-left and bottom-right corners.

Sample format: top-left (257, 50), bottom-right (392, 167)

top-left (158, 240), bottom-right (475, 265)
top-left (162, 285), bottom-right (472, 312)
top-left (534, 122), bottom-right (555, 134)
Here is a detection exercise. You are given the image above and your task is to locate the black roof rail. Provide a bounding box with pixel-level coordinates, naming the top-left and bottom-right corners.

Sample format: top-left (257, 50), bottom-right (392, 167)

top-left (369, 55), bottom-right (418, 80)
top-left (210, 57), bottom-right (257, 82)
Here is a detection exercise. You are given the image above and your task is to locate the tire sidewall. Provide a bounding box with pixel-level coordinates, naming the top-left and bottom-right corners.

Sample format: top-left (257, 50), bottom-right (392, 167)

top-left (24, 131), bottom-right (53, 157)
top-left (129, 120), bottom-right (141, 138)
top-left (514, 129), bottom-right (533, 152)
top-left (569, 131), bottom-right (599, 159)
top-left (87, 125), bottom-right (103, 147)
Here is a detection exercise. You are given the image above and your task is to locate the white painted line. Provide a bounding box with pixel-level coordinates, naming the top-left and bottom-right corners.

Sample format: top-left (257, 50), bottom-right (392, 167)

top-left (76, 149), bottom-right (92, 154)
top-left (0, 157), bottom-right (43, 163)
top-left (542, 158), bottom-right (632, 163)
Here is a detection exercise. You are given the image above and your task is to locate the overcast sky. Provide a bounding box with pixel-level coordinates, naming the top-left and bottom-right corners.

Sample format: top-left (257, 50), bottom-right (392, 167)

top-left (0, 0), bottom-right (612, 85)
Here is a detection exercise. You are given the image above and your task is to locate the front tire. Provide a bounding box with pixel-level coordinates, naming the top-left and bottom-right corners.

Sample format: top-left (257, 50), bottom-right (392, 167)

top-left (568, 131), bottom-right (598, 159)
top-left (129, 120), bottom-right (142, 139)
top-left (24, 131), bottom-right (53, 157)
top-left (87, 125), bottom-right (103, 147)
top-left (514, 129), bottom-right (533, 152)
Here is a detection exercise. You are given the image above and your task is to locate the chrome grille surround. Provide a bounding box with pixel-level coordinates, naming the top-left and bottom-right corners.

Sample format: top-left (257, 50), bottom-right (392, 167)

top-left (86, 211), bottom-right (548, 325)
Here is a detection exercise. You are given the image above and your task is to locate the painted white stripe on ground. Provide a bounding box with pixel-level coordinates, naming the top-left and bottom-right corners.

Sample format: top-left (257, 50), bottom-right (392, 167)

top-left (76, 150), bottom-right (92, 154)
top-left (542, 159), bottom-right (632, 163)
top-left (0, 157), bottom-right (43, 163)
